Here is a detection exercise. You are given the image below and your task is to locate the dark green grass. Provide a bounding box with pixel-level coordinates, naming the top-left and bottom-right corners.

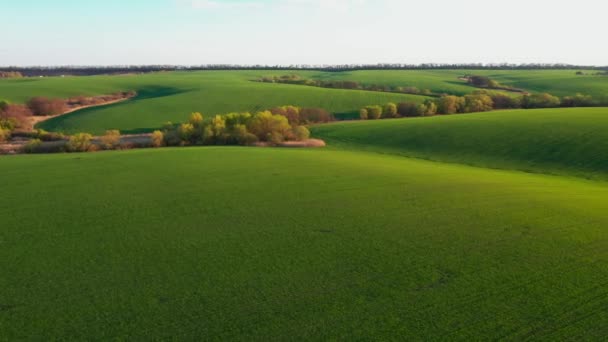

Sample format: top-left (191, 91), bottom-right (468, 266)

top-left (1, 147), bottom-right (608, 340)
top-left (312, 107), bottom-right (608, 181)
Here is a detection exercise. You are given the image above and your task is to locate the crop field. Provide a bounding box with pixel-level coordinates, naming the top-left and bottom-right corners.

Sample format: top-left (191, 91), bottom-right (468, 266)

top-left (312, 107), bottom-right (608, 181)
top-left (2, 146), bottom-right (608, 340)
top-left (1, 70), bottom-right (608, 340)
top-left (1, 69), bottom-right (606, 134)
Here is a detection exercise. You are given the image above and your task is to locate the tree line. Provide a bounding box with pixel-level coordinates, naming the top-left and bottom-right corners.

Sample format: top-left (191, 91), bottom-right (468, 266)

top-left (2, 63), bottom-right (607, 77)
top-left (358, 91), bottom-right (602, 120)
top-left (155, 106), bottom-right (331, 148)
top-left (259, 74), bottom-right (438, 96)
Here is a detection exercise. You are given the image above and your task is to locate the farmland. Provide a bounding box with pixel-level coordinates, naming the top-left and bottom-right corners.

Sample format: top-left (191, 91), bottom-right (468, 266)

top-left (1, 69), bottom-right (606, 134)
top-left (1, 69), bottom-right (608, 340)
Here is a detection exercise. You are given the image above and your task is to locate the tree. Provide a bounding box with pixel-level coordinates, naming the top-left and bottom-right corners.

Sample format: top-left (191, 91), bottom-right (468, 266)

top-left (27, 97), bottom-right (66, 116)
top-left (521, 93), bottom-right (561, 108)
top-left (423, 100), bottom-right (438, 116)
top-left (464, 94), bottom-right (494, 112)
top-left (437, 96), bottom-right (465, 114)
top-left (1, 104), bottom-right (32, 129)
top-left (177, 123), bottom-right (195, 144)
top-left (67, 133), bottom-right (93, 152)
top-left (561, 93), bottom-right (594, 107)
top-left (397, 102), bottom-right (418, 117)
top-left (359, 108), bottom-right (369, 120)
top-left (365, 105), bottom-right (382, 119)
top-left (151, 130), bottom-right (164, 147)
top-left (248, 111), bottom-right (291, 141)
top-left (467, 75), bottom-right (493, 88)
top-left (100, 130), bottom-right (121, 150)
top-left (299, 108), bottom-right (333, 123)
top-left (383, 102), bottom-right (398, 118)
top-left (188, 112), bottom-right (204, 127)
top-left (489, 93), bottom-right (521, 109)
top-left (293, 126), bottom-right (310, 141)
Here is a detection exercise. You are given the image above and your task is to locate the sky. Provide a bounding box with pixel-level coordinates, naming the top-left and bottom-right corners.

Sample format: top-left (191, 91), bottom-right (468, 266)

top-left (0, 0), bottom-right (606, 66)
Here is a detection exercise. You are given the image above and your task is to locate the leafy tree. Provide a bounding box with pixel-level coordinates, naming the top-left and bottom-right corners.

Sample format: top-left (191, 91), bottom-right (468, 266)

top-left (359, 108), bottom-right (369, 120)
top-left (293, 126), bottom-right (310, 141)
top-left (521, 93), bottom-right (561, 108)
top-left (365, 105), bottom-right (382, 120)
top-left (383, 103), bottom-right (398, 118)
top-left (67, 133), bottom-right (93, 152)
top-left (100, 130), bottom-right (121, 150)
top-left (437, 96), bottom-right (465, 114)
top-left (188, 112), bottom-right (204, 127)
top-left (151, 130), bottom-right (164, 147)
top-left (397, 102), bottom-right (418, 117)
top-left (464, 94), bottom-right (494, 112)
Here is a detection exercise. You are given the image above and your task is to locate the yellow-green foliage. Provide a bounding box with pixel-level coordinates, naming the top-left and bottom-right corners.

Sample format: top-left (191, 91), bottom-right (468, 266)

top-left (67, 133), bottom-right (94, 152)
top-left (151, 130), bottom-right (164, 147)
top-left (100, 130), bottom-right (121, 150)
top-left (22, 139), bottom-right (42, 153)
top-left (0, 128), bottom-right (10, 142)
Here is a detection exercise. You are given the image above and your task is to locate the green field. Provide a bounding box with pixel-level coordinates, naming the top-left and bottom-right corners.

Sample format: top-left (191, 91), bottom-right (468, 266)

top-left (0, 69), bottom-right (606, 134)
top-left (2, 146), bottom-right (608, 340)
top-left (2, 70), bottom-right (608, 339)
top-left (312, 107), bottom-right (608, 181)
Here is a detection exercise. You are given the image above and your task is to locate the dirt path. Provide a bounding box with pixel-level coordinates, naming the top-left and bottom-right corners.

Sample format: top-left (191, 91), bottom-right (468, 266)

top-left (29, 97), bottom-right (132, 127)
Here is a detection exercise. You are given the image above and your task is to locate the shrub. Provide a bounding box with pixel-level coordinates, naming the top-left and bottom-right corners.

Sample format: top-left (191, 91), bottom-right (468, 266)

top-left (522, 93), bottom-right (561, 109)
top-left (188, 112), bottom-right (204, 127)
top-left (27, 97), bottom-right (66, 116)
top-left (437, 96), bottom-right (465, 114)
top-left (293, 126), bottom-right (310, 141)
top-left (383, 103), bottom-right (398, 118)
top-left (359, 108), bottom-right (369, 120)
top-left (365, 105), bottom-right (382, 120)
top-left (23, 139), bottom-right (42, 153)
top-left (267, 131), bottom-right (284, 145)
top-left (151, 130), bottom-right (164, 147)
top-left (36, 129), bottom-right (65, 141)
top-left (248, 111), bottom-right (291, 141)
top-left (489, 93), bottom-right (521, 109)
top-left (1, 104), bottom-right (32, 129)
top-left (177, 123), bottom-right (195, 144)
top-left (397, 102), bottom-right (419, 117)
top-left (464, 94), bottom-right (494, 112)
top-left (0, 128), bottom-right (10, 142)
top-left (270, 106), bottom-right (300, 124)
top-left (561, 93), bottom-right (594, 107)
top-left (299, 107), bottom-right (334, 123)
top-left (423, 100), bottom-right (438, 116)
top-left (100, 130), bottom-right (121, 150)
top-left (67, 133), bottom-right (94, 152)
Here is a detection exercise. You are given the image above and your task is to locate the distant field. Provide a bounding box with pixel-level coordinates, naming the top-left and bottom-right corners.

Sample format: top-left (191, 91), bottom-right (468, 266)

top-left (0, 69), bottom-right (605, 134)
top-left (312, 107), bottom-right (608, 180)
top-left (2, 147), bottom-right (608, 340)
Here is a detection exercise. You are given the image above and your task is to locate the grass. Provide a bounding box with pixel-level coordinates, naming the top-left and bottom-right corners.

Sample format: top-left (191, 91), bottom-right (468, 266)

top-left (1, 147), bottom-right (608, 340)
top-left (1, 69), bottom-right (606, 134)
top-left (312, 107), bottom-right (608, 181)
top-left (0, 71), bottom-right (428, 134)
top-left (2, 71), bottom-right (608, 339)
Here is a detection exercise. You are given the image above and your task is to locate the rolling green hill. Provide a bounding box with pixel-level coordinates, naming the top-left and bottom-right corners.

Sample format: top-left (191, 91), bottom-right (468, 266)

top-left (1, 147), bottom-right (608, 340)
top-left (0, 69), bottom-right (606, 134)
top-left (312, 107), bottom-right (608, 180)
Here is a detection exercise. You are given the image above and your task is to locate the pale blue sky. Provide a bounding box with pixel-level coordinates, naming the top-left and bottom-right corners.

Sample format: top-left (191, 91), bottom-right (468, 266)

top-left (1, 0), bottom-right (606, 66)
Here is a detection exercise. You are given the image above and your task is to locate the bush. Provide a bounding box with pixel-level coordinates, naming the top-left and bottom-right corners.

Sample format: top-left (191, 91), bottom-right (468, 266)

top-left (423, 100), bottom-right (438, 116)
top-left (464, 94), bottom-right (494, 112)
top-left (383, 103), bottom-right (398, 118)
top-left (522, 93), bottom-right (561, 109)
top-left (27, 97), bottom-right (66, 116)
top-left (100, 130), bottom-right (121, 150)
top-left (0, 128), bottom-right (10, 142)
top-left (188, 112), bottom-right (204, 127)
top-left (151, 130), bottom-right (164, 147)
top-left (561, 93), bottom-right (594, 107)
top-left (36, 129), bottom-right (65, 142)
top-left (67, 133), bottom-right (94, 152)
top-left (299, 108), bottom-right (334, 123)
top-left (248, 111), bottom-right (291, 141)
top-left (177, 123), bottom-right (195, 145)
top-left (293, 126), bottom-right (310, 141)
top-left (23, 139), bottom-right (42, 153)
top-left (397, 102), bottom-right (419, 117)
top-left (1, 104), bottom-right (32, 129)
top-left (365, 105), bottom-right (382, 120)
top-left (437, 96), bottom-right (466, 114)
top-left (359, 108), bottom-right (369, 120)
